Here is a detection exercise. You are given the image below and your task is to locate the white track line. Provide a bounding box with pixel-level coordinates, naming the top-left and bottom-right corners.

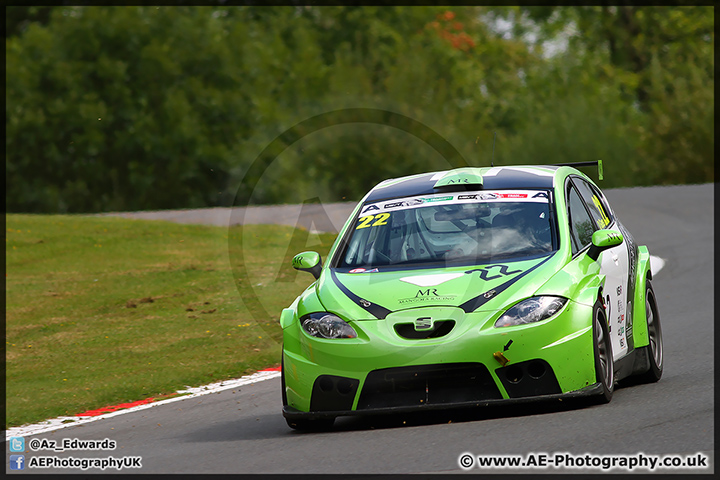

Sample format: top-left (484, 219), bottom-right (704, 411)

top-left (5, 370), bottom-right (280, 439)
top-left (6, 255), bottom-right (666, 440)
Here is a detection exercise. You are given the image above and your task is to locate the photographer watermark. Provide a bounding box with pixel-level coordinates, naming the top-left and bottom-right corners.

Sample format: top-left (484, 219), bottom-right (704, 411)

top-left (8, 435), bottom-right (141, 472)
top-left (228, 107), bottom-right (469, 342)
top-left (458, 451), bottom-right (710, 471)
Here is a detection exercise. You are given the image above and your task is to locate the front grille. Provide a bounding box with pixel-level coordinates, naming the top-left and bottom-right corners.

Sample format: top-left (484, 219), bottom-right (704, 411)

top-left (357, 363), bottom-right (502, 410)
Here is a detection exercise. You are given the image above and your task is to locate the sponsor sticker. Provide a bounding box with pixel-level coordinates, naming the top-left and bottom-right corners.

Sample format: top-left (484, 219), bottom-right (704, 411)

top-left (494, 193), bottom-right (528, 198)
top-left (383, 201), bottom-right (405, 209)
top-left (358, 190), bottom-right (549, 216)
top-left (361, 204), bottom-right (381, 214)
top-left (421, 195), bottom-right (454, 203)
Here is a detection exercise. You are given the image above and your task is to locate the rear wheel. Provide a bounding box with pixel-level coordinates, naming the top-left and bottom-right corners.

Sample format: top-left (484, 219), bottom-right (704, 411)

top-left (635, 280), bottom-right (663, 383)
top-left (592, 298), bottom-right (614, 404)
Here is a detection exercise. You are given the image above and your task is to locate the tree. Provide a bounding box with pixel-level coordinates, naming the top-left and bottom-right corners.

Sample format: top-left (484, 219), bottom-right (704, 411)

top-left (484, 5), bottom-right (714, 185)
top-left (7, 6), bottom-right (255, 212)
top-left (6, 6), bottom-right (712, 213)
top-left (5, 6), bottom-right (56, 38)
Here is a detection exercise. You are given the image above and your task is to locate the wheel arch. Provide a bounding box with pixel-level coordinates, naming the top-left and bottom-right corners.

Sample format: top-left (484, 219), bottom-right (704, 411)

top-left (573, 274), bottom-right (605, 310)
top-left (631, 245), bottom-right (653, 348)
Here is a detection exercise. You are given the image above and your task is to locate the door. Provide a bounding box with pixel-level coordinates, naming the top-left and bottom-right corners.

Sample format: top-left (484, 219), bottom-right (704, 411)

top-left (570, 177), bottom-right (631, 360)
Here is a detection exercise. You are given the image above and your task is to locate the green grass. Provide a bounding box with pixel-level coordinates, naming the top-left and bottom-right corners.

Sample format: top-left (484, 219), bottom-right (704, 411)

top-left (5, 214), bottom-right (337, 428)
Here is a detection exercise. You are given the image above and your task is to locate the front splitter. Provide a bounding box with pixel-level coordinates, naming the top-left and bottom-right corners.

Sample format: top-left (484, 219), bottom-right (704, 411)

top-left (282, 383), bottom-right (604, 420)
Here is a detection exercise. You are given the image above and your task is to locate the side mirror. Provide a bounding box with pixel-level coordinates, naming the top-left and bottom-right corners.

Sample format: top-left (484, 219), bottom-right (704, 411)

top-left (292, 251), bottom-right (322, 280)
top-left (587, 229), bottom-right (623, 261)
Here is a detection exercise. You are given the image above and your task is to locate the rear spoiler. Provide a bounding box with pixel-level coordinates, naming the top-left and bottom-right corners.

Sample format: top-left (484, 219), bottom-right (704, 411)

top-left (552, 160), bottom-right (603, 181)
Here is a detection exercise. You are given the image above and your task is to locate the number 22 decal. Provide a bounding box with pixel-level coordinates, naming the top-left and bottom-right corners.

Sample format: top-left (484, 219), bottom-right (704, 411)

top-left (356, 213), bottom-right (390, 229)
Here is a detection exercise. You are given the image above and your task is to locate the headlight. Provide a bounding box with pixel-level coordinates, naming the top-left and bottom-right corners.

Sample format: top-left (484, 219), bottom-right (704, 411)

top-left (301, 313), bottom-right (358, 339)
top-left (495, 296), bottom-right (568, 327)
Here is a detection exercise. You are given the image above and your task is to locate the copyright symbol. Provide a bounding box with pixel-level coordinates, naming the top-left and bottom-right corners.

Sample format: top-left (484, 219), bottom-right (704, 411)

top-left (29, 438), bottom-right (41, 451)
top-left (459, 453), bottom-right (474, 469)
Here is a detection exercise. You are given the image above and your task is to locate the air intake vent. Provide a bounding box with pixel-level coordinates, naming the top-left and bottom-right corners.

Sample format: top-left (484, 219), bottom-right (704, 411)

top-left (358, 363), bottom-right (502, 409)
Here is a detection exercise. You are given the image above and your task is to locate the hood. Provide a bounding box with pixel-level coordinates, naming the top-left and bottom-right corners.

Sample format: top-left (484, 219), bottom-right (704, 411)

top-left (315, 253), bottom-right (564, 320)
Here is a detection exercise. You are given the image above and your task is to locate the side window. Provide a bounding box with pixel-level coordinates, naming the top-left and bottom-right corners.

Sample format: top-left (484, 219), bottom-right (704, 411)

top-left (573, 178), bottom-right (613, 229)
top-left (567, 185), bottom-right (596, 255)
top-left (591, 184), bottom-right (615, 224)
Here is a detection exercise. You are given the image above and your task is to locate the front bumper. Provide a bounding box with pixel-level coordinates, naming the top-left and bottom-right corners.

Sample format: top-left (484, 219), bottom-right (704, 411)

top-left (282, 300), bottom-right (597, 418)
top-left (282, 383), bottom-right (603, 421)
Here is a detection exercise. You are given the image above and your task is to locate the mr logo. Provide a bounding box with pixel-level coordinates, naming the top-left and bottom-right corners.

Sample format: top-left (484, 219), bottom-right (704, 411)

top-left (416, 289), bottom-right (439, 298)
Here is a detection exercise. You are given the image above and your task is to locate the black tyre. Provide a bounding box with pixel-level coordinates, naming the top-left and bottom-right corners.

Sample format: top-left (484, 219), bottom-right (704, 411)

top-left (281, 350), bottom-right (288, 406)
top-left (635, 280), bottom-right (663, 383)
top-left (592, 298), bottom-right (614, 404)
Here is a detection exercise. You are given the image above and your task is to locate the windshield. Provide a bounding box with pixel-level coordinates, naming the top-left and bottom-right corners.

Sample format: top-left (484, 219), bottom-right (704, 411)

top-left (336, 190), bottom-right (556, 269)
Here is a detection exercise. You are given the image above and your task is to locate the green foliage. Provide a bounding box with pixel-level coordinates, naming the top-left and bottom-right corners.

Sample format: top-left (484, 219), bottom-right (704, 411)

top-left (6, 6), bottom-right (714, 213)
top-left (497, 51), bottom-right (644, 187)
top-left (7, 7), bottom-right (253, 212)
top-left (5, 5), bottom-right (56, 38)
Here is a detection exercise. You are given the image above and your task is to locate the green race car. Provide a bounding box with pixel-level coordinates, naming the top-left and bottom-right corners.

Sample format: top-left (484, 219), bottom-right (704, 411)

top-left (280, 163), bottom-right (663, 430)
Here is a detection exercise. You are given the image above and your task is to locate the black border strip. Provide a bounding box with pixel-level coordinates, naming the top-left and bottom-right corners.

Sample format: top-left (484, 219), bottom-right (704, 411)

top-left (330, 269), bottom-right (393, 320)
top-left (459, 254), bottom-right (556, 313)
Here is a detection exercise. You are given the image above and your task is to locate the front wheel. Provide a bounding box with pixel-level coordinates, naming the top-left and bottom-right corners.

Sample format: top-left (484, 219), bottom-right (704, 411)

top-left (281, 349), bottom-right (288, 406)
top-left (634, 280), bottom-right (663, 383)
top-left (592, 298), bottom-right (614, 404)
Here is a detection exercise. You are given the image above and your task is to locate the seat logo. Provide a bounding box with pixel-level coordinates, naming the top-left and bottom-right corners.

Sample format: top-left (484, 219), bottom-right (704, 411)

top-left (415, 317), bottom-right (433, 331)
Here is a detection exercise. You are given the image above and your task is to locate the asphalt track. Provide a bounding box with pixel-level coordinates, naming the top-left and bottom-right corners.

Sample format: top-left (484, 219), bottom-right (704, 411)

top-left (9, 183), bottom-right (714, 474)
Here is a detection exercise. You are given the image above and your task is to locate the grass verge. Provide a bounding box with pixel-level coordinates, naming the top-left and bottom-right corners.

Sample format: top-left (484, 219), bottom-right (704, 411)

top-left (5, 214), bottom-right (337, 428)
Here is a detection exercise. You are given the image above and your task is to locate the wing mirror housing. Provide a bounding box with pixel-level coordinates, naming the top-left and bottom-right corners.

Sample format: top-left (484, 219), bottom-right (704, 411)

top-left (587, 229), bottom-right (623, 261)
top-left (292, 251), bottom-right (322, 279)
